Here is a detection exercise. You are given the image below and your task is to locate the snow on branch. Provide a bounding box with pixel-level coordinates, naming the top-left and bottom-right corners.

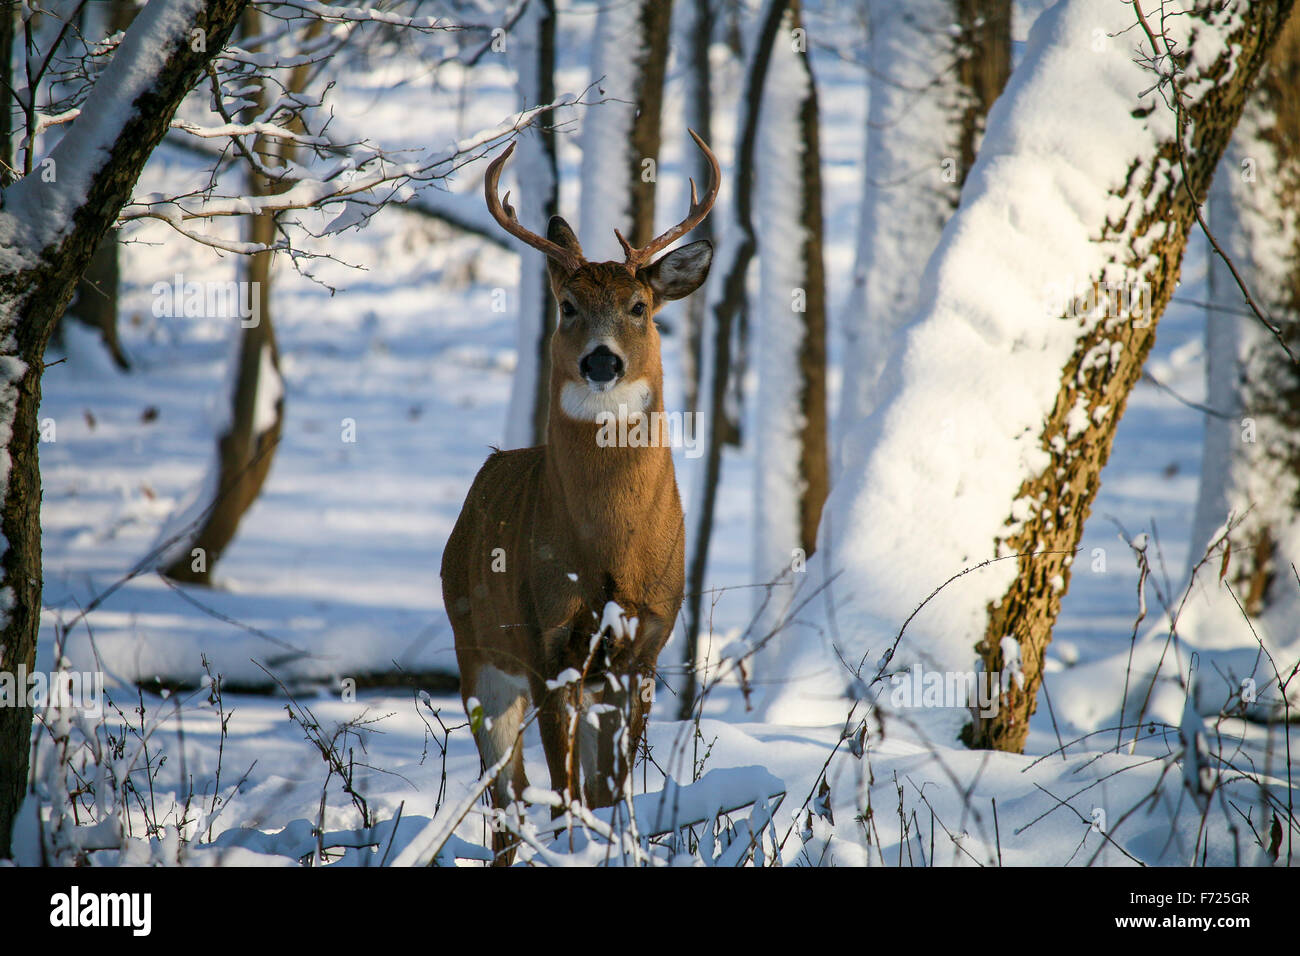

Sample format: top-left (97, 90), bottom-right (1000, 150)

top-left (121, 96), bottom-right (589, 256)
top-left (1, 0), bottom-right (217, 256)
top-left (258, 0), bottom-right (458, 31)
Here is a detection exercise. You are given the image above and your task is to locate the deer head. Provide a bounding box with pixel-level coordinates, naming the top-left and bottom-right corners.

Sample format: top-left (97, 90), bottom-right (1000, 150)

top-left (484, 130), bottom-right (719, 422)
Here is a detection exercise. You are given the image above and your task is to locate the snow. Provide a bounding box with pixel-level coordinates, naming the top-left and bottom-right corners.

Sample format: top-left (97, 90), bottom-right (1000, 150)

top-left (251, 344), bottom-right (283, 436)
top-left (834, 0), bottom-right (960, 464)
top-left (597, 600), bottom-right (637, 643)
top-left (760, 0), bottom-right (1230, 733)
top-left (23, 0), bottom-right (1297, 868)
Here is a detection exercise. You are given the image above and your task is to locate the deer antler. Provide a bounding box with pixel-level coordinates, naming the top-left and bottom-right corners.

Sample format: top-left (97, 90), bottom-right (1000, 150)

top-left (484, 141), bottom-right (584, 274)
top-left (616, 129), bottom-right (720, 273)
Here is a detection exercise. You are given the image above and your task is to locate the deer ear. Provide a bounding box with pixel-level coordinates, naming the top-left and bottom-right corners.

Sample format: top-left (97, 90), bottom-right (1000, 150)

top-left (546, 216), bottom-right (583, 285)
top-left (643, 240), bottom-right (713, 302)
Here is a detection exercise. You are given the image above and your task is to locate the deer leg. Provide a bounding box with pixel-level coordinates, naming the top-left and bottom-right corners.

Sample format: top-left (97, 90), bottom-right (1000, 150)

top-left (532, 677), bottom-right (579, 812)
top-left (463, 665), bottom-right (529, 866)
top-left (578, 674), bottom-right (642, 809)
top-left (577, 613), bottom-right (669, 808)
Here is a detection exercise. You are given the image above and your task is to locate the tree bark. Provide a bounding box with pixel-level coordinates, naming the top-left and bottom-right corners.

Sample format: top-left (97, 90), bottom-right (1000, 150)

top-left (628, 0), bottom-right (673, 250)
top-left (964, 1), bottom-right (1295, 752)
top-left (0, 0), bottom-right (249, 860)
top-left (0, 1), bottom-right (14, 186)
top-left (679, 0), bottom-right (789, 719)
top-left (954, 0), bottom-right (1011, 186)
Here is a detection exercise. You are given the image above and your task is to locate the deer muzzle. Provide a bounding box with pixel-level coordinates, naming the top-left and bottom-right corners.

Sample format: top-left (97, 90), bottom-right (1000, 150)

top-left (579, 344), bottom-right (625, 389)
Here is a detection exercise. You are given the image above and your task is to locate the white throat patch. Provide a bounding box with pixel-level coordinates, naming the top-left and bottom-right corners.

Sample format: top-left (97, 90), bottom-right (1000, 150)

top-left (560, 378), bottom-right (652, 422)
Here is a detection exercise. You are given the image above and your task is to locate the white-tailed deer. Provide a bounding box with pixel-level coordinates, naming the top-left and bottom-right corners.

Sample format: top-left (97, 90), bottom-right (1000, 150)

top-left (441, 131), bottom-right (719, 861)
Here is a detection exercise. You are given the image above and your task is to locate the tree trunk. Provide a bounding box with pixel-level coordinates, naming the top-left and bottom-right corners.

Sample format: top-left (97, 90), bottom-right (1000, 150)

top-left (963, 2), bottom-right (1294, 751)
top-left (628, 0), bottom-right (672, 250)
top-left (954, 0), bottom-right (1012, 182)
top-left (760, 0), bottom-right (1294, 747)
top-left (160, 215), bottom-right (282, 584)
top-left (835, 0), bottom-right (1010, 465)
top-left (578, 0), bottom-right (673, 260)
top-left (161, 8), bottom-right (309, 585)
top-left (751, 0), bottom-right (828, 644)
top-left (1189, 10), bottom-right (1300, 619)
top-left (679, 0), bottom-right (789, 719)
top-left (58, 229), bottom-right (128, 370)
top-left (0, 0), bottom-right (249, 860)
top-left (682, 0), bottom-right (714, 415)
top-left (51, 0), bottom-right (138, 371)
top-left (503, 0), bottom-right (558, 450)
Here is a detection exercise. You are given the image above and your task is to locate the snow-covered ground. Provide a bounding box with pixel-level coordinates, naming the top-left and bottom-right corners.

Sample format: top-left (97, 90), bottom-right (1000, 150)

top-left (27, 5), bottom-right (1297, 866)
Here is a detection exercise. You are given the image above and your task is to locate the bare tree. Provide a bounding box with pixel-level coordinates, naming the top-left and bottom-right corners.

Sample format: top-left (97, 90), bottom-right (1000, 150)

top-left (751, 0), bottom-right (828, 645)
top-left (964, 0), bottom-right (1295, 752)
top-left (680, 0), bottom-right (790, 718)
top-left (160, 6), bottom-right (295, 585)
top-left (1189, 10), bottom-right (1300, 620)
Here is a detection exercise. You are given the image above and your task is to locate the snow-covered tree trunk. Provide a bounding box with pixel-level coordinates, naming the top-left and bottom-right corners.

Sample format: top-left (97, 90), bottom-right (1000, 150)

top-left (503, 0), bottom-right (558, 450)
top-left (1188, 11), bottom-right (1300, 625)
top-left (835, 0), bottom-right (1010, 463)
top-left (751, 0), bottom-right (828, 640)
top-left (762, 0), bottom-right (1293, 754)
top-left (679, 0), bottom-right (788, 719)
top-left (54, 0), bottom-right (141, 372)
top-left (681, 0), bottom-right (714, 415)
top-left (578, 0), bottom-right (673, 260)
top-left (0, 0), bottom-right (248, 859)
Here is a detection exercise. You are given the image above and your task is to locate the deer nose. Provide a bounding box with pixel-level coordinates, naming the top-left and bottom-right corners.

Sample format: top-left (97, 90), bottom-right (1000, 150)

top-left (580, 345), bottom-right (624, 385)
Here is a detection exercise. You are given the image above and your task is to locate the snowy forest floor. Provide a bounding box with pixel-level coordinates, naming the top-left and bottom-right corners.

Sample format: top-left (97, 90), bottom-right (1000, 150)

top-left (30, 15), bottom-right (1298, 866)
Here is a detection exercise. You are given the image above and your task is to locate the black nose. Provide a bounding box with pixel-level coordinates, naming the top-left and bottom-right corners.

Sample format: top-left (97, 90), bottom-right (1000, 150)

top-left (580, 345), bottom-right (624, 384)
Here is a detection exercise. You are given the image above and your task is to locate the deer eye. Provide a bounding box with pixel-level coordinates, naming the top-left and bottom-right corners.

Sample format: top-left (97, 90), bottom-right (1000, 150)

top-left (630, 301), bottom-right (646, 317)
top-left (561, 301), bottom-right (577, 318)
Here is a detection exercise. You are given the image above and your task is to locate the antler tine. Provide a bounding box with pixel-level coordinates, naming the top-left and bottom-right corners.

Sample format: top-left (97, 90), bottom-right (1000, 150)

top-left (614, 229), bottom-right (635, 261)
top-left (484, 142), bottom-right (583, 273)
top-left (621, 129), bottom-right (721, 272)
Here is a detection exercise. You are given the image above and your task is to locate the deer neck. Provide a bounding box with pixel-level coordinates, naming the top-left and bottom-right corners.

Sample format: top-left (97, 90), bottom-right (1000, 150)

top-left (544, 372), bottom-right (676, 561)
